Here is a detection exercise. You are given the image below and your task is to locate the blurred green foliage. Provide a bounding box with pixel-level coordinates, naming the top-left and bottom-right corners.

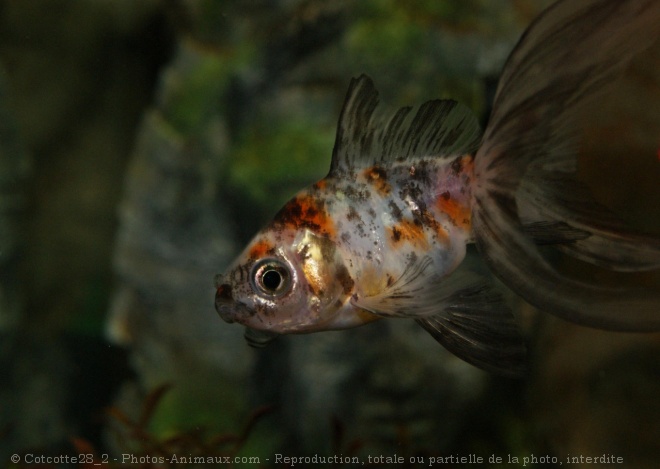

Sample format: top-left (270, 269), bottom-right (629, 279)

top-left (215, 0), bottom-right (529, 233)
top-left (160, 54), bottom-right (233, 135)
top-left (228, 118), bottom-right (334, 216)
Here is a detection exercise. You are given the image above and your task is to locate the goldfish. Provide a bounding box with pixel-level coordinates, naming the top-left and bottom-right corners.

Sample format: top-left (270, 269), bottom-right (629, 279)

top-left (215, 0), bottom-right (660, 376)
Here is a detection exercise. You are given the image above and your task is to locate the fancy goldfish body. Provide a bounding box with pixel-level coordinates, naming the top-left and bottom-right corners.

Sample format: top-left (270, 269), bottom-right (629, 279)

top-left (215, 0), bottom-right (660, 376)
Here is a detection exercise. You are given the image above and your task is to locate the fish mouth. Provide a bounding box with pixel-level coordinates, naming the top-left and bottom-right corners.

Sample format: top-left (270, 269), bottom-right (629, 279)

top-left (215, 282), bottom-right (250, 324)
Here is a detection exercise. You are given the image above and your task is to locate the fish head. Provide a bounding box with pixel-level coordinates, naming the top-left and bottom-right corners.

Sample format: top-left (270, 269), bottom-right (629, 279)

top-left (215, 219), bottom-right (356, 334)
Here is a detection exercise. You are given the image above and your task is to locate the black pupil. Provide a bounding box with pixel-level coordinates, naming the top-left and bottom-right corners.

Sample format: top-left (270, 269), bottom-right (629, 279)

top-left (262, 269), bottom-right (282, 291)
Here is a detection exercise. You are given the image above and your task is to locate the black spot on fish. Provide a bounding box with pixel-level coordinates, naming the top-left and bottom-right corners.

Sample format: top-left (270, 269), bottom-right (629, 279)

top-left (410, 159), bottom-right (433, 185)
top-left (388, 200), bottom-right (403, 221)
top-left (305, 205), bottom-right (318, 219)
top-left (440, 191), bottom-right (450, 200)
top-left (406, 251), bottom-right (418, 265)
top-left (276, 198), bottom-right (302, 221)
top-left (258, 303), bottom-right (277, 318)
top-left (343, 183), bottom-right (371, 201)
top-left (364, 165), bottom-right (391, 195)
top-left (347, 205), bottom-right (363, 223)
top-left (399, 182), bottom-right (424, 203)
top-left (391, 226), bottom-right (402, 243)
top-left (345, 204), bottom-right (368, 236)
top-left (340, 232), bottom-right (351, 243)
top-left (336, 264), bottom-right (355, 295)
top-left (450, 156), bottom-right (463, 174)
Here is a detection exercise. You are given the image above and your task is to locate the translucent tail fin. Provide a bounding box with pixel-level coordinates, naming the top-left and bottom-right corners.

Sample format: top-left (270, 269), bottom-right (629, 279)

top-left (472, 0), bottom-right (660, 331)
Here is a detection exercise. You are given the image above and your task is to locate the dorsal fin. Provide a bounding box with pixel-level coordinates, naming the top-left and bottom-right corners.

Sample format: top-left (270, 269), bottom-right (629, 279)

top-left (329, 75), bottom-right (482, 175)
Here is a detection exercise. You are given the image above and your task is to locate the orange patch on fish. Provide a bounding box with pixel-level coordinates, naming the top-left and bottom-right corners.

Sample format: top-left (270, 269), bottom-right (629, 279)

top-left (358, 266), bottom-right (389, 297)
top-left (249, 239), bottom-right (274, 259)
top-left (363, 165), bottom-right (391, 195)
top-left (273, 194), bottom-right (336, 237)
top-left (387, 219), bottom-right (430, 249)
top-left (459, 154), bottom-right (475, 175)
top-left (436, 192), bottom-right (471, 229)
top-left (429, 218), bottom-right (450, 243)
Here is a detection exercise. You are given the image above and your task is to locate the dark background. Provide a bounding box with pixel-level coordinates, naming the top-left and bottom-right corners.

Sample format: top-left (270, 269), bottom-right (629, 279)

top-left (0, 1), bottom-right (658, 467)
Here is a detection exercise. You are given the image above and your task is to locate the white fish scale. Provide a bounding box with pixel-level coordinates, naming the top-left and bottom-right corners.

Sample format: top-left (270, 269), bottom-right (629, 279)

top-left (326, 157), bottom-right (473, 301)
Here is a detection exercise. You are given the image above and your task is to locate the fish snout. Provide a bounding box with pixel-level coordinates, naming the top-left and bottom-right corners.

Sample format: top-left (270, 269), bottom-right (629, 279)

top-left (215, 282), bottom-right (236, 323)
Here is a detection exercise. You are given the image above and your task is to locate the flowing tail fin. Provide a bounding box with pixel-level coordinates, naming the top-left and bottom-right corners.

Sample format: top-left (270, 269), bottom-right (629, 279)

top-left (472, 0), bottom-right (660, 331)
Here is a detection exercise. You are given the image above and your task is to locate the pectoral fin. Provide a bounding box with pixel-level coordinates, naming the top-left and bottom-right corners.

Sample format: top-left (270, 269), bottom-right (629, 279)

top-left (415, 283), bottom-right (527, 378)
top-left (351, 255), bottom-right (438, 318)
top-left (352, 260), bottom-right (526, 377)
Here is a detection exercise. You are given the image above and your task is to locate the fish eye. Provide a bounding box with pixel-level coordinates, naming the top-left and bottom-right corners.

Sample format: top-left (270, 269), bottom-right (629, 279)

top-left (251, 258), bottom-right (292, 297)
